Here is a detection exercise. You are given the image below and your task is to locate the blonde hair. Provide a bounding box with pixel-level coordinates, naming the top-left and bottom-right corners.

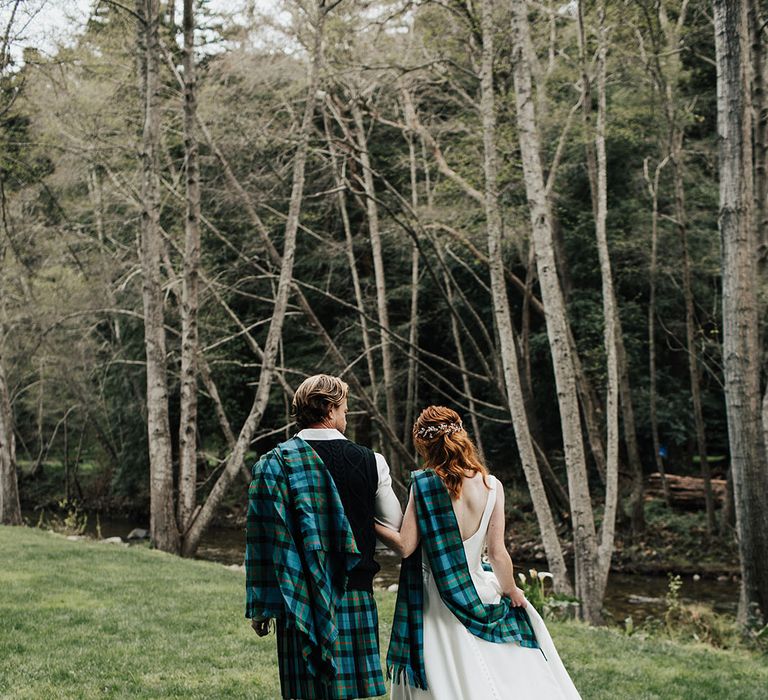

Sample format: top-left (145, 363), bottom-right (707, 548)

top-left (292, 374), bottom-right (349, 430)
top-left (413, 405), bottom-right (488, 498)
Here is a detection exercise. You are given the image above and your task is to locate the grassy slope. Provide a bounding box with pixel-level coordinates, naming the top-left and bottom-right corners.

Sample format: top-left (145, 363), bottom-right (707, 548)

top-left (1, 526), bottom-right (765, 699)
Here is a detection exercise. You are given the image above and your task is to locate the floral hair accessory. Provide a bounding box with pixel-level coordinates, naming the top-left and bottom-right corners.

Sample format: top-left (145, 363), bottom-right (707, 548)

top-left (415, 420), bottom-right (464, 439)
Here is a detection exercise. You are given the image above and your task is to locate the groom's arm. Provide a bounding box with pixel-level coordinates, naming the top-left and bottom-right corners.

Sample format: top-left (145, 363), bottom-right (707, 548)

top-left (373, 453), bottom-right (403, 530)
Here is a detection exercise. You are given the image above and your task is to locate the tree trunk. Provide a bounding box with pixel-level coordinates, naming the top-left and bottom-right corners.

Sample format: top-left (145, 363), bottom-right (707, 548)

top-left (403, 130), bottom-right (420, 453)
top-left (351, 102), bottom-right (397, 441)
top-left (182, 5), bottom-right (327, 556)
top-left (510, 0), bottom-right (601, 619)
top-left (714, 0), bottom-right (768, 628)
top-left (749, 0), bottom-right (768, 270)
top-left (570, 325), bottom-right (607, 484)
top-left (480, 0), bottom-right (571, 595)
top-left (644, 157), bottom-right (672, 507)
top-left (654, 1), bottom-right (712, 529)
top-left (443, 266), bottom-right (486, 465)
top-left (177, 0), bottom-right (202, 536)
top-left (593, 4), bottom-right (620, 589)
top-left (322, 107), bottom-right (378, 403)
top-left (0, 325), bottom-right (22, 525)
top-left (653, 0), bottom-right (713, 531)
top-left (63, 413), bottom-right (70, 502)
top-left (672, 142), bottom-right (716, 533)
top-left (580, 0), bottom-right (644, 532)
top-left (577, 0), bottom-right (598, 223)
top-left (616, 334), bottom-right (646, 535)
top-left (137, 0), bottom-right (179, 554)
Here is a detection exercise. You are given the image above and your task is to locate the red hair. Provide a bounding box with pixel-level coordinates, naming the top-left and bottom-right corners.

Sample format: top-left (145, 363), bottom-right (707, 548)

top-left (412, 406), bottom-right (488, 498)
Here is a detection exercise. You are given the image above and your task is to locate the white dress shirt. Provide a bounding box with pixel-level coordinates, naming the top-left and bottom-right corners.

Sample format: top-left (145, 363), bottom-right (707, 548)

top-left (296, 428), bottom-right (404, 530)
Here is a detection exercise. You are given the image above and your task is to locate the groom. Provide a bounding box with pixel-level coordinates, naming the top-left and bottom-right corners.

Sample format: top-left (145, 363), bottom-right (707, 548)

top-left (246, 374), bottom-right (402, 700)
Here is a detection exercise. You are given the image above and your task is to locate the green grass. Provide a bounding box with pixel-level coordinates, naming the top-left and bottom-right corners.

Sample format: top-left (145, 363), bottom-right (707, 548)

top-left (1, 527), bottom-right (766, 699)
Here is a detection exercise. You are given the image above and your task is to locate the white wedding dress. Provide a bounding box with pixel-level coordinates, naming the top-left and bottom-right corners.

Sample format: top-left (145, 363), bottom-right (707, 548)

top-left (391, 476), bottom-right (581, 700)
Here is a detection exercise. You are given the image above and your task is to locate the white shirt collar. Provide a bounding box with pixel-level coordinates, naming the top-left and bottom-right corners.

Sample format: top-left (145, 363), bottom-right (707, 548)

top-left (296, 428), bottom-right (347, 441)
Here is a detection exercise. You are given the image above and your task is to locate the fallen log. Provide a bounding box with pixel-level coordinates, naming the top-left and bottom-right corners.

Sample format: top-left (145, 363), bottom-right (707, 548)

top-left (645, 472), bottom-right (726, 510)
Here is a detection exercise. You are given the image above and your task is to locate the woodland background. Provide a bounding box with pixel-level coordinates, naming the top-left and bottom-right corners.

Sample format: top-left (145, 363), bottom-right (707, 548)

top-left (0, 0), bottom-right (766, 630)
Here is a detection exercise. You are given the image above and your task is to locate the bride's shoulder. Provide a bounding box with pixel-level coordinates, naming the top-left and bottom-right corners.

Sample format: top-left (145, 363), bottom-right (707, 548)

top-left (486, 474), bottom-right (504, 500)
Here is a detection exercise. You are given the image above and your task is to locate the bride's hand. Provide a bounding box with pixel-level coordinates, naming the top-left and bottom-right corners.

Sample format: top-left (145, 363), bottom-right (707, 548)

top-left (507, 586), bottom-right (527, 608)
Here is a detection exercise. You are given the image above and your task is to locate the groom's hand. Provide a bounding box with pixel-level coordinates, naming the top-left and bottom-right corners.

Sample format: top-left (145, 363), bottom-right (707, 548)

top-left (251, 618), bottom-right (272, 636)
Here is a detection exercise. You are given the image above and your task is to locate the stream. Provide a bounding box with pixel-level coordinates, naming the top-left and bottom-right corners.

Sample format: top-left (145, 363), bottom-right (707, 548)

top-left (74, 513), bottom-right (739, 626)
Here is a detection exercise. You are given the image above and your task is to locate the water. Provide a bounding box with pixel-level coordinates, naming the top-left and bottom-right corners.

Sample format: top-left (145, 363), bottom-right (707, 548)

top-left (190, 525), bottom-right (740, 624)
top-left (45, 512), bottom-right (740, 626)
top-left (372, 551), bottom-right (739, 624)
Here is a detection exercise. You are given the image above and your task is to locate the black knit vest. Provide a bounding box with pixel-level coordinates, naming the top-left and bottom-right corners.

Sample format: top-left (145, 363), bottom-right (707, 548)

top-left (305, 438), bottom-right (380, 592)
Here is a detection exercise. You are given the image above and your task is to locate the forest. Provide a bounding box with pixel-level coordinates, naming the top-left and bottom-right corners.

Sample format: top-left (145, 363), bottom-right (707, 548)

top-left (0, 0), bottom-right (766, 633)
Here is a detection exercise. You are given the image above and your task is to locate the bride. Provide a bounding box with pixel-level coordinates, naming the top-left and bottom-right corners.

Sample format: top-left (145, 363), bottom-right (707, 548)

top-left (376, 406), bottom-right (581, 700)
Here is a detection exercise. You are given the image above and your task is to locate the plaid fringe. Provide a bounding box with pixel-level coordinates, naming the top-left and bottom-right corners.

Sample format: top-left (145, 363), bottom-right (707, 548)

top-left (278, 590), bottom-right (386, 700)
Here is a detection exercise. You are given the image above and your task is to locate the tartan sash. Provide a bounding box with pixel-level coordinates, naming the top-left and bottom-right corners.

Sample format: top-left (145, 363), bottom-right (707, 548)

top-left (387, 469), bottom-right (539, 690)
top-left (245, 436), bottom-right (361, 685)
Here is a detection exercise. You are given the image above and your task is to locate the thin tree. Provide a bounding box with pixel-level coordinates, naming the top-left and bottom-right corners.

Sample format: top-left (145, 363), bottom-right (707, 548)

top-left (0, 322), bottom-right (22, 525)
top-left (593, 0), bottom-right (620, 585)
top-left (579, 0), bottom-right (645, 533)
top-left (714, 0), bottom-right (768, 628)
top-left (403, 126), bottom-right (420, 452)
top-left (137, 0), bottom-right (179, 553)
top-left (351, 101), bottom-right (398, 441)
top-left (643, 155), bottom-right (672, 506)
top-left (321, 107), bottom-right (378, 403)
top-left (510, 0), bottom-right (606, 622)
top-left (480, 0), bottom-right (571, 595)
top-left (659, 2), bottom-right (716, 533)
top-left (182, 2), bottom-right (330, 556)
top-left (0, 1), bottom-right (24, 526)
top-left (177, 0), bottom-right (202, 535)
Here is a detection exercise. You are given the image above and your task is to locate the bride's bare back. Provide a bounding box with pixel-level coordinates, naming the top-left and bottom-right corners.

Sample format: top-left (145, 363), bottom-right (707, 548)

top-left (451, 471), bottom-right (491, 541)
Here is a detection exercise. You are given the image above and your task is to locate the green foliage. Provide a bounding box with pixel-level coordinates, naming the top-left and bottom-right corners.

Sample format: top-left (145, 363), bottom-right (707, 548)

top-left (38, 499), bottom-right (89, 537)
top-left (621, 573), bottom-right (764, 653)
top-left (516, 567), bottom-right (580, 621)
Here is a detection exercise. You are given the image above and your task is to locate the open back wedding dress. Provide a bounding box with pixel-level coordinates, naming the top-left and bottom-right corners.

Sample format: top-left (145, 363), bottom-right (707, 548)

top-left (391, 475), bottom-right (581, 700)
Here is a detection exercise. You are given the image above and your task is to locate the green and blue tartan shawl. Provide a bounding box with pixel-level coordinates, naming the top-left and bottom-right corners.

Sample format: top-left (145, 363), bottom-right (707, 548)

top-left (245, 436), bottom-right (361, 685)
top-left (386, 469), bottom-right (539, 690)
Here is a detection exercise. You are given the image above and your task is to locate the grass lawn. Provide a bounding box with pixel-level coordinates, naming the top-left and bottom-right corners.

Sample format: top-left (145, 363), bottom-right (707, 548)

top-left (1, 526), bottom-right (766, 699)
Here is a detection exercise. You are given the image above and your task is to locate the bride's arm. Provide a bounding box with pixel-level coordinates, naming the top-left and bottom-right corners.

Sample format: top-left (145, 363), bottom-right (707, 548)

top-left (375, 488), bottom-right (419, 557)
top-left (486, 483), bottom-right (527, 607)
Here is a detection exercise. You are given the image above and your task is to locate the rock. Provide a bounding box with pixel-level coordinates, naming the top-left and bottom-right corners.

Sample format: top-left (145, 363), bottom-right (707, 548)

top-left (101, 537), bottom-right (124, 545)
top-left (387, 584), bottom-right (399, 593)
top-left (126, 528), bottom-right (149, 541)
top-left (227, 564), bottom-right (244, 572)
top-left (66, 535), bottom-right (85, 541)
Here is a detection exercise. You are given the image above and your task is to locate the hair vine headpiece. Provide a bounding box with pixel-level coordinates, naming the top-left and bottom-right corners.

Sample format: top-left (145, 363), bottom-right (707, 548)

top-left (415, 420), bottom-right (464, 439)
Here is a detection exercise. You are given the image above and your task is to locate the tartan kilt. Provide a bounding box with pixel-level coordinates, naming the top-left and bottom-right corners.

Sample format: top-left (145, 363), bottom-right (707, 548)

top-left (277, 589), bottom-right (386, 700)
